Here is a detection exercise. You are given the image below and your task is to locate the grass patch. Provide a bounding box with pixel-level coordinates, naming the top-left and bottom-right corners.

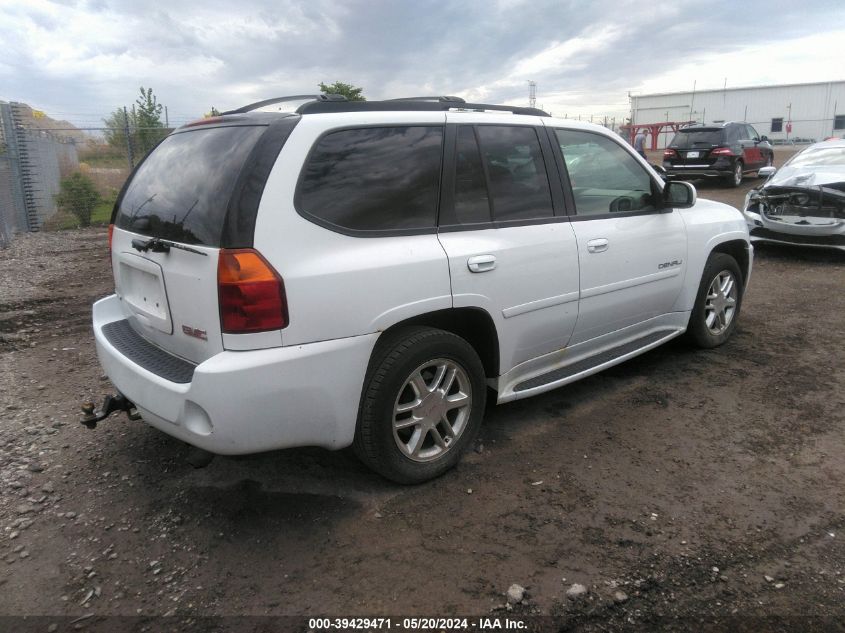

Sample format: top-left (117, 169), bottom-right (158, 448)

top-left (91, 198), bottom-right (115, 224)
top-left (43, 190), bottom-right (116, 231)
top-left (80, 154), bottom-right (130, 169)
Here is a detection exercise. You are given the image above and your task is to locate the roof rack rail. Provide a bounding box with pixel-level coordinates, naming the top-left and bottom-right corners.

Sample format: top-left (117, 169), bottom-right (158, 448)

top-left (222, 94), bottom-right (347, 115)
top-left (386, 96), bottom-right (466, 103)
top-left (296, 99), bottom-right (550, 117)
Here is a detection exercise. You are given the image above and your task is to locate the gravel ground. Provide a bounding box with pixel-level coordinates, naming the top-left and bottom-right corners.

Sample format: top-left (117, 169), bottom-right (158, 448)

top-left (1, 156), bottom-right (845, 632)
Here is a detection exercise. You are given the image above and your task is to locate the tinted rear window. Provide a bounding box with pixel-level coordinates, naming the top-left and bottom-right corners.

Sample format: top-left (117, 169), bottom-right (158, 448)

top-left (115, 125), bottom-right (266, 246)
top-left (669, 129), bottom-right (723, 148)
top-left (475, 125), bottom-right (554, 222)
top-left (297, 126), bottom-right (443, 233)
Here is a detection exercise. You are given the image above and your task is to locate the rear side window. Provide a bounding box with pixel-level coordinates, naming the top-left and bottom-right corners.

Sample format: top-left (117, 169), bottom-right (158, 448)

top-left (297, 126), bottom-right (443, 233)
top-left (475, 126), bottom-right (553, 222)
top-left (726, 126), bottom-right (743, 143)
top-left (453, 126), bottom-right (491, 224)
top-left (669, 129), bottom-right (723, 148)
top-left (116, 125), bottom-right (266, 246)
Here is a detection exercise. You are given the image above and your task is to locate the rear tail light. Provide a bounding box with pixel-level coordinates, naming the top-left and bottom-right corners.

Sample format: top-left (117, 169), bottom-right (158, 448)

top-left (663, 149), bottom-right (678, 159)
top-left (710, 147), bottom-right (735, 156)
top-left (217, 249), bottom-right (288, 333)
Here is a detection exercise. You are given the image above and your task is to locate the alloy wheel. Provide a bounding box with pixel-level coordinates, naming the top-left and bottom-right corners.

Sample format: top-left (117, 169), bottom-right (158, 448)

top-left (704, 270), bottom-right (738, 335)
top-left (392, 358), bottom-right (472, 462)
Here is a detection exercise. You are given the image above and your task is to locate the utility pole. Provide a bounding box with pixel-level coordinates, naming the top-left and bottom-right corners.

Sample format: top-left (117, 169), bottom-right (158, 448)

top-left (165, 105), bottom-right (169, 128)
top-left (689, 80), bottom-right (696, 122)
top-left (123, 106), bottom-right (134, 170)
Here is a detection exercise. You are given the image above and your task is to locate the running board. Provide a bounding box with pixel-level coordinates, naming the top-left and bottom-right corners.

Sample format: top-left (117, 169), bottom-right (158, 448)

top-left (513, 330), bottom-right (676, 394)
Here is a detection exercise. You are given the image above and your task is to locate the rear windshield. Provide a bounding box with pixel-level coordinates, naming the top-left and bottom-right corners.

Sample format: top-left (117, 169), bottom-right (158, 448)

top-left (115, 125), bottom-right (266, 246)
top-left (669, 129), bottom-right (723, 149)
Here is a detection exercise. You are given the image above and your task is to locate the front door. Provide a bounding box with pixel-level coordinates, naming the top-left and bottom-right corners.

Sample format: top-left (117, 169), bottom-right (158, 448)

top-left (437, 120), bottom-right (580, 374)
top-left (549, 127), bottom-right (688, 345)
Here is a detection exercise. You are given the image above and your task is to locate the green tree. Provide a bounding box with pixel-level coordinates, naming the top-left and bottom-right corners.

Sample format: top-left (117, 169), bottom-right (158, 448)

top-left (102, 107), bottom-right (134, 152)
top-left (318, 81), bottom-right (366, 101)
top-left (135, 86), bottom-right (166, 154)
top-left (102, 87), bottom-right (168, 158)
top-left (55, 173), bottom-right (100, 227)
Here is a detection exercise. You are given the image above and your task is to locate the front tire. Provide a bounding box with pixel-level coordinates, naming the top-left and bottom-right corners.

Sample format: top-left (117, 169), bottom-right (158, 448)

top-left (687, 253), bottom-right (744, 349)
top-left (353, 327), bottom-right (487, 484)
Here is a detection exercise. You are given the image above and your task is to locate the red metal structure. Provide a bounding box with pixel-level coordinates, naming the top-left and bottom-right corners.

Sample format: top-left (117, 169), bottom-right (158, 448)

top-left (620, 121), bottom-right (696, 150)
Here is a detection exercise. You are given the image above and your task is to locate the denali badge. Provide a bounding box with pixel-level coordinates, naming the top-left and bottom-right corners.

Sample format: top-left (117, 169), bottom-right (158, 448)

top-left (658, 260), bottom-right (683, 270)
top-left (182, 325), bottom-right (208, 341)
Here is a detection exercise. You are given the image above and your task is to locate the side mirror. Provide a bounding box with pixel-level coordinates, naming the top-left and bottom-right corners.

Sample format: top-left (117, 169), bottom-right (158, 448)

top-left (663, 180), bottom-right (696, 209)
top-left (760, 135), bottom-right (769, 142)
top-left (758, 166), bottom-right (777, 178)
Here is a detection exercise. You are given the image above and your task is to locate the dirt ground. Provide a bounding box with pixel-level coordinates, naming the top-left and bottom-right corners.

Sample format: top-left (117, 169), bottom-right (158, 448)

top-left (1, 150), bottom-right (845, 632)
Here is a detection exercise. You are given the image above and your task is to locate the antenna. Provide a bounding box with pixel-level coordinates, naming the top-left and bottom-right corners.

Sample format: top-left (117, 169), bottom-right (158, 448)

top-left (527, 81), bottom-right (537, 109)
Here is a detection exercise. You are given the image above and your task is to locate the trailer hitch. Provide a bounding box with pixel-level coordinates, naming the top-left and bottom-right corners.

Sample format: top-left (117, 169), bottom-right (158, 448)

top-left (80, 394), bottom-right (141, 429)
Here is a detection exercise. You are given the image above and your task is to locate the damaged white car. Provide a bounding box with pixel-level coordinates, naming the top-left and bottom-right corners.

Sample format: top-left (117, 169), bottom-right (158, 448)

top-left (743, 139), bottom-right (845, 251)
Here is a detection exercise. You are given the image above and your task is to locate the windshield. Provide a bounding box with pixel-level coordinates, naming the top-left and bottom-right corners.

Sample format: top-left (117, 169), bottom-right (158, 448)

top-left (787, 146), bottom-right (845, 168)
top-left (115, 125), bottom-right (266, 246)
top-left (669, 129), bottom-right (723, 149)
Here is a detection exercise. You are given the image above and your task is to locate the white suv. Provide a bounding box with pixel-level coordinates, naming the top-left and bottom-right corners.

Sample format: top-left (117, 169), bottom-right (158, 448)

top-left (89, 95), bottom-right (752, 483)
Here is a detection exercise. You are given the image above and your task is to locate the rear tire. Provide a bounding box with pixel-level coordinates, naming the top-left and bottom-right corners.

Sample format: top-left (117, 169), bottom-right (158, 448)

top-left (726, 160), bottom-right (743, 188)
top-left (687, 253), bottom-right (744, 349)
top-left (353, 327), bottom-right (486, 484)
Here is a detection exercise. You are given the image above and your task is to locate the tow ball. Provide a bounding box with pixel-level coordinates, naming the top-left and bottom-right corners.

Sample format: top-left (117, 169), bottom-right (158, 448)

top-left (80, 394), bottom-right (141, 429)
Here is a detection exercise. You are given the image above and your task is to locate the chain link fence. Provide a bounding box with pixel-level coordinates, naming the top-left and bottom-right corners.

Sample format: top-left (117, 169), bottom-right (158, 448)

top-left (0, 101), bottom-right (176, 247)
top-left (0, 101), bottom-right (81, 247)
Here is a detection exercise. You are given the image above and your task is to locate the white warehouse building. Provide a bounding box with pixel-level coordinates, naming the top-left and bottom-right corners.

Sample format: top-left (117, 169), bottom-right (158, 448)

top-left (629, 80), bottom-right (845, 149)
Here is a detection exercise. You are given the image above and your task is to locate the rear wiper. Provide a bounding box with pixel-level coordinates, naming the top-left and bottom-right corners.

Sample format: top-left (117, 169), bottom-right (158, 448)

top-left (130, 237), bottom-right (208, 257)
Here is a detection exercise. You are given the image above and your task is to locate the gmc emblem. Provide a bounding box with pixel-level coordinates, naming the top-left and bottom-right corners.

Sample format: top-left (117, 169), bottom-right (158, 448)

top-left (181, 325), bottom-right (208, 341)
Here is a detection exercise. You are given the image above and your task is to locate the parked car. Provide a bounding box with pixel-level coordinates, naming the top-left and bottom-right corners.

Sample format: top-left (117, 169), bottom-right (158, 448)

top-left (86, 95), bottom-right (753, 483)
top-left (743, 138), bottom-right (845, 251)
top-left (663, 122), bottom-right (774, 187)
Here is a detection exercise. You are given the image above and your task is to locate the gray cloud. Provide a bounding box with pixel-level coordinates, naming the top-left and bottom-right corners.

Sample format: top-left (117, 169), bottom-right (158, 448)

top-left (0, 0), bottom-right (842, 126)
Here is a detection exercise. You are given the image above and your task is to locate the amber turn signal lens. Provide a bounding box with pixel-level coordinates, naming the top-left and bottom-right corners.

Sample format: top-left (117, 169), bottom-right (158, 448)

top-left (217, 249), bottom-right (288, 333)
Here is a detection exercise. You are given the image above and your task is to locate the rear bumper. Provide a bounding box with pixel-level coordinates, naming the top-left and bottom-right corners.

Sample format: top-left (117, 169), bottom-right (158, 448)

top-left (665, 169), bottom-right (725, 180)
top-left (93, 294), bottom-right (378, 454)
top-left (663, 158), bottom-right (736, 180)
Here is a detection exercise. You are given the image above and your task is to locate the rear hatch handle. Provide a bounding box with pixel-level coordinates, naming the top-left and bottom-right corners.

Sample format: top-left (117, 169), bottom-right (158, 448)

top-left (131, 237), bottom-right (207, 257)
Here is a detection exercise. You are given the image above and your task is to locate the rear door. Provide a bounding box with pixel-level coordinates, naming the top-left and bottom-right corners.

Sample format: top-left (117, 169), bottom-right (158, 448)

top-left (111, 121), bottom-right (288, 363)
top-left (742, 124), bottom-right (763, 168)
top-left (550, 127), bottom-right (687, 344)
top-left (437, 118), bottom-right (580, 373)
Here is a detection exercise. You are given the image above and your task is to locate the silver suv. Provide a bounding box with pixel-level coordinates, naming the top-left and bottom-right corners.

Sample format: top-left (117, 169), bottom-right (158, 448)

top-left (86, 95), bottom-right (752, 483)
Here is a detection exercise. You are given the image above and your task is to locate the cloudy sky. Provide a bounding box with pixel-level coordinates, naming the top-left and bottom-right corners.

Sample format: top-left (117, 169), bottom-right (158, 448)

top-left (1, 0), bottom-right (843, 128)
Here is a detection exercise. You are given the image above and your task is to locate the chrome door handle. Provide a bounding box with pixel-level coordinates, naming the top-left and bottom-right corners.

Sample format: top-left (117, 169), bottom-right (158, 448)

top-left (467, 254), bottom-right (496, 273)
top-left (586, 238), bottom-right (609, 253)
